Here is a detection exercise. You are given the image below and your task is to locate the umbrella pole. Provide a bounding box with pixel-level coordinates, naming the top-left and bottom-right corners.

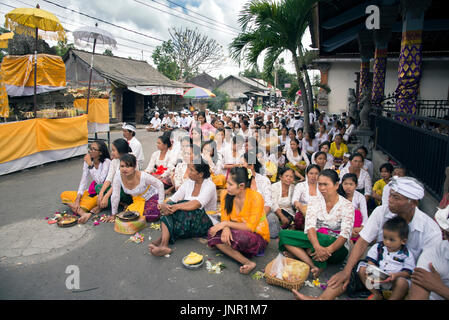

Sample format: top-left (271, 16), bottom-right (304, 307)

top-left (86, 37), bottom-right (97, 114)
top-left (34, 27), bottom-right (38, 118)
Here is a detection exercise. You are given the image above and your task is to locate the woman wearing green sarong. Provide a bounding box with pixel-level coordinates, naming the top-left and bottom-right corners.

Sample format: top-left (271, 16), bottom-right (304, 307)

top-left (279, 169), bottom-right (355, 279)
top-left (149, 148), bottom-right (217, 257)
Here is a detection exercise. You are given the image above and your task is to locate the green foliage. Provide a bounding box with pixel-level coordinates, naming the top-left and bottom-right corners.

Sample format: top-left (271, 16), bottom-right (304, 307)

top-left (152, 40), bottom-right (181, 81)
top-left (287, 83), bottom-right (299, 101)
top-left (52, 37), bottom-right (75, 57)
top-left (103, 49), bottom-right (113, 56)
top-left (240, 65), bottom-right (262, 79)
top-left (208, 88), bottom-right (229, 112)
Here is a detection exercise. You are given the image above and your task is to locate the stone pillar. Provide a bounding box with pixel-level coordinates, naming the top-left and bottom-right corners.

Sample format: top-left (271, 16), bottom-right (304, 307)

top-left (395, 0), bottom-right (432, 123)
top-left (316, 63), bottom-right (330, 111)
top-left (357, 31), bottom-right (374, 107)
top-left (372, 12), bottom-right (395, 106)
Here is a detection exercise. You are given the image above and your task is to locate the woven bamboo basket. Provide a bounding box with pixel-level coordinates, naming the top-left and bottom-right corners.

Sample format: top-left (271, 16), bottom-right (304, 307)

top-left (264, 257), bottom-right (310, 291)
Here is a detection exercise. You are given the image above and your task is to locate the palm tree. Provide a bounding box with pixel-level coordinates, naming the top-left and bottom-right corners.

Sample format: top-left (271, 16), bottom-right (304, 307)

top-left (229, 0), bottom-right (319, 133)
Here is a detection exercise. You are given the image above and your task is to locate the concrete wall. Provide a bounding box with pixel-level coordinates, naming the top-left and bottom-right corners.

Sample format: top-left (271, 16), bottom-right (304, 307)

top-left (326, 59), bottom-right (449, 115)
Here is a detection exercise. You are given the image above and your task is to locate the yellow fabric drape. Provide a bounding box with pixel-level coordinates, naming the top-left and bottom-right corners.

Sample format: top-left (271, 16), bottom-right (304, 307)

top-left (0, 115), bottom-right (88, 164)
top-left (1, 54), bottom-right (66, 88)
top-left (74, 98), bottom-right (109, 124)
top-left (0, 82), bottom-right (9, 117)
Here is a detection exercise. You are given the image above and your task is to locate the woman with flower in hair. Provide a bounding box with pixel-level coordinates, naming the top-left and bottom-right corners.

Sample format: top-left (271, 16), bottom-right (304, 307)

top-left (208, 166), bottom-right (270, 274)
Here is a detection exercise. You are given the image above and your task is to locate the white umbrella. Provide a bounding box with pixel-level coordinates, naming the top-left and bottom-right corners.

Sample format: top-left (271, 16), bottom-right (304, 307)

top-left (72, 23), bottom-right (117, 113)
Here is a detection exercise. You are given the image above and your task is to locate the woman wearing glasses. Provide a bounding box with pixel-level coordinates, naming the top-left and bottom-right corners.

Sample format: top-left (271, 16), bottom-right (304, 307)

top-left (60, 140), bottom-right (111, 223)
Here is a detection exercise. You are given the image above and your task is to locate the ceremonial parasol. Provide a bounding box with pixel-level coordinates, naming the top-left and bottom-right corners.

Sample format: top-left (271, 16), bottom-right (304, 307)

top-left (72, 23), bottom-right (117, 113)
top-left (183, 87), bottom-right (216, 99)
top-left (4, 4), bottom-right (65, 117)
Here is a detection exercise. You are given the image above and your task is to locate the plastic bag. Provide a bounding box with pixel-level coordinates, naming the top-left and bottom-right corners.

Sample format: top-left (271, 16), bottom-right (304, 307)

top-left (269, 253), bottom-right (310, 282)
top-left (271, 253), bottom-right (287, 280)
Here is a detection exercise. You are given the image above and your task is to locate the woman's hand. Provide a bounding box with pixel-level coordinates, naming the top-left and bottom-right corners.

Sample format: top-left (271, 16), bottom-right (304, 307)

top-left (220, 227), bottom-right (233, 246)
top-left (209, 221), bottom-right (227, 237)
top-left (159, 203), bottom-right (172, 216)
top-left (310, 245), bottom-right (331, 262)
top-left (351, 227), bottom-right (363, 238)
top-left (100, 196), bottom-right (109, 209)
top-left (96, 193), bottom-right (103, 206)
top-left (84, 154), bottom-right (93, 166)
top-left (104, 215), bottom-right (115, 223)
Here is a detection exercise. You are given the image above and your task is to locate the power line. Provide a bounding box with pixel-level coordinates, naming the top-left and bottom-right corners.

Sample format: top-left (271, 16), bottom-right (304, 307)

top-left (41, 0), bottom-right (165, 42)
top-left (2, 1), bottom-right (155, 57)
top-left (133, 0), bottom-right (238, 36)
top-left (151, 0), bottom-right (240, 33)
top-left (8, 0), bottom-right (158, 49)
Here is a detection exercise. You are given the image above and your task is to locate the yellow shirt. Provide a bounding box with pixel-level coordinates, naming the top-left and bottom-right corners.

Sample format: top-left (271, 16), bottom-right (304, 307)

top-left (220, 188), bottom-right (270, 243)
top-left (373, 179), bottom-right (388, 205)
top-left (330, 142), bottom-right (348, 159)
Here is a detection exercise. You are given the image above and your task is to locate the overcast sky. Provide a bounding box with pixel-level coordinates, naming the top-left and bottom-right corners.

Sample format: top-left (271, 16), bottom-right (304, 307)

top-left (0, 0), bottom-right (314, 79)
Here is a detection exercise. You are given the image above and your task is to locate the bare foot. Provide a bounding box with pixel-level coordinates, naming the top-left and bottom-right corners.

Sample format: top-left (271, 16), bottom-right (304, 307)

top-left (78, 212), bottom-right (92, 224)
top-left (150, 246), bottom-right (172, 257)
top-left (151, 237), bottom-right (162, 246)
top-left (292, 289), bottom-right (319, 300)
top-left (148, 243), bottom-right (156, 254)
top-left (239, 261), bottom-right (256, 275)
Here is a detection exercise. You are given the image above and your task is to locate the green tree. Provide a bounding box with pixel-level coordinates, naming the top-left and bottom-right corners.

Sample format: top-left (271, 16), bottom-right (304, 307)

top-left (51, 37), bottom-right (74, 57)
top-left (152, 40), bottom-right (181, 81)
top-left (240, 65), bottom-right (262, 79)
top-left (229, 0), bottom-right (320, 132)
top-left (208, 88), bottom-right (229, 112)
top-left (103, 49), bottom-right (113, 56)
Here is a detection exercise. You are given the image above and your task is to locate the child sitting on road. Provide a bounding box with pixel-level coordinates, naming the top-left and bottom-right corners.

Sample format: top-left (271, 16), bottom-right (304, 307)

top-left (357, 216), bottom-right (415, 300)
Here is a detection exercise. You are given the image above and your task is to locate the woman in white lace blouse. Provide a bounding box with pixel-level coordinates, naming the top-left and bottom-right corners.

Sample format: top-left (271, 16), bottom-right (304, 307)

top-left (111, 154), bottom-right (165, 222)
top-left (279, 169), bottom-right (355, 278)
top-left (267, 167), bottom-right (295, 239)
top-left (60, 140), bottom-right (111, 224)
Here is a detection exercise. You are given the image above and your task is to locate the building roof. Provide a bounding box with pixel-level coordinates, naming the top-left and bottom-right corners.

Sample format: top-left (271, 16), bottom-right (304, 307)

top-left (65, 49), bottom-right (190, 88)
top-left (187, 73), bottom-right (217, 90)
top-left (310, 0), bottom-right (449, 57)
top-left (218, 75), bottom-right (271, 92)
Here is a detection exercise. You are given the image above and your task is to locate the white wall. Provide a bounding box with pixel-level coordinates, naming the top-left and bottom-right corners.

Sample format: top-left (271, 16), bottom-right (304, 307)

top-left (327, 62), bottom-right (360, 114)
top-left (326, 59), bottom-right (449, 115)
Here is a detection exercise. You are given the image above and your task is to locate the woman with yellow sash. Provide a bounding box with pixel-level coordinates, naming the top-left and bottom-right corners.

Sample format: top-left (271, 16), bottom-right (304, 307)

top-left (60, 141), bottom-right (111, 224)
top-left (286, 138), bottom-right (310, 181)
top-left (201, 140), bottom-right (226, 189)
top-left (111, 154), bottom-right (165, 222)
top-left (208, 167), bottom-right (270, 275)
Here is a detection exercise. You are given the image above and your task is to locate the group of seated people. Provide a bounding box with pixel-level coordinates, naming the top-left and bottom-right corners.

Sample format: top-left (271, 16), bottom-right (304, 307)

top-left (60, 106), bottom-right (449, 300)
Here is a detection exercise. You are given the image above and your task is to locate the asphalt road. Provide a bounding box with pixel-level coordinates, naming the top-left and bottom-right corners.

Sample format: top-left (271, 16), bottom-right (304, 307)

top-left (0, 129), bottom-right (346, 300)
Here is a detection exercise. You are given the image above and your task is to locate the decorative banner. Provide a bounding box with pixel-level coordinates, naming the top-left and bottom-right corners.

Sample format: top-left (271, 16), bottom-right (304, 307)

top-left (0, 115), bottom-right (87, 164)
top-left (74, 98), bottom-right (109, 124)
top-left (371, 48), bottom-right (388, 105)
top-left (1, 54), bottom-right (66, 96)
top-left (395, 30), bottom-right (423, 123)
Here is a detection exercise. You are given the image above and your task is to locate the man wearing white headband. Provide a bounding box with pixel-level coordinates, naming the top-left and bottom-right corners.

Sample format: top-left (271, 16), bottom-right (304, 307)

top-left (294, 176), bottom-right (442, 301)
top-left (122, 122), bottom-right (144, 170)
top-left (408, 205), bottom-right (449, 300)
